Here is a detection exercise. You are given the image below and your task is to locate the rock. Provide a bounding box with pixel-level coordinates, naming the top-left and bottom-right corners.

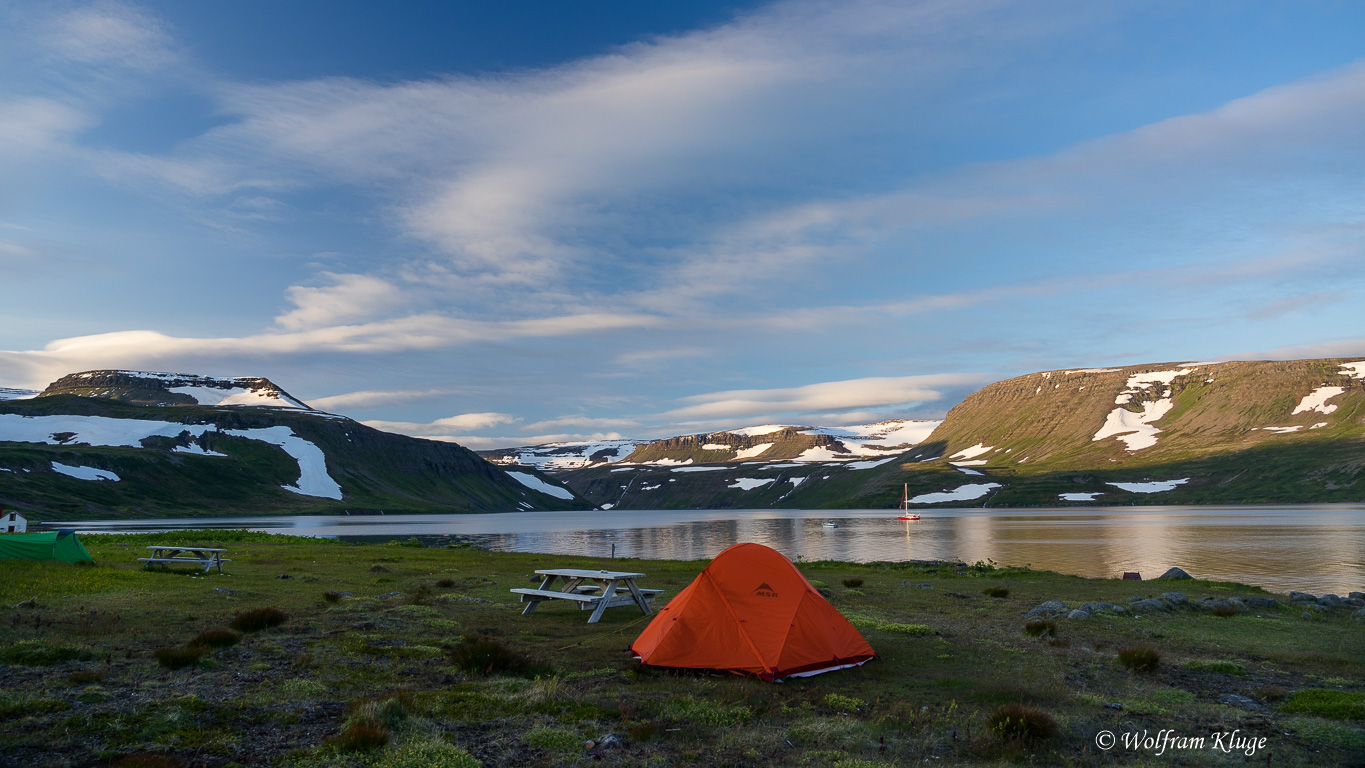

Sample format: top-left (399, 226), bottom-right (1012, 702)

top-left (1126, 596), bottom-right (1144, 603)
top-left (1218, 694), bottom-right (1263, 711)
top-left (1103, 702), bottom-right (1123, 711)
top-left (1242, 597), bottom-right (1278, 609)
top-left (1316, 595), bottom-right (1342, 608)
top-left (1159, 592), bottom-right (1188, 605)
top-left (374, 591), bottom-right (405, 599)
top-left (331, 591), bottom-right (355, 598)
top-left (1227, 597), bottom-right (1247, 609)
top-left (1159, 567), bottom-right (1193, 580)
top-left (1346, 597), bottom-right (1365, 608)
top-left (1349, 591), bottom-right (1364, 600)
top-left (901, 581), bottom-right (934, 589)
top-left (456, 596), bottom-right (490, 604)
top-left (1130, 598), bottom-right (1168, 613)
top-left (595, 734), bottom-right (623, 750)
top-left (276, 574), bottom-right (292, 580)
top-left (211, 588), bottom-right (233, 595)
top-left (1066, 609), bottom-right (1092, 620)
top-left (1027, 600), bottom-right (1067, 617)
top-left (1352, 608), bottom-right (1365, 621)
top-left (1202, 599), bottom-right (1235, 613)
top-left (1289, 591), bottom-right (1317, 603)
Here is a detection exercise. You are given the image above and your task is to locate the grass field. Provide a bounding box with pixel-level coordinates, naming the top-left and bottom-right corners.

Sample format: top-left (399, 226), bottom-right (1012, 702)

top-left (1, 532), bottom-right (1362, 767)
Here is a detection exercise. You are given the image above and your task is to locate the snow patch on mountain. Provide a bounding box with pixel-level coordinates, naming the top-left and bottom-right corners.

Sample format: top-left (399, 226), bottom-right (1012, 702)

top-left (51, 462), bottom-right (119, 482)
top-left (1059, 492), bottom-right (1101, 501)
top-left (730, 425), bottom-right (791, 436)
top-left (734, 443), bottom-right (773, 460)
top-left (950, 443), bottom-right (993, 461)
top-left (169, 385), bottom-right (305, 409)
top-left (729, 478), bottom-right (775, 490)
top-left (506, 471), bottom-right (575, 500)
top-left (1108, 478), bottom-right (1189, 493)
top-left (1291, 386), bottom-right (1344, 415)
top-left (1340, 361), bottom-right (1365, 379)
top-left (1093, 368), bottom-right (1195, 451)
top-left (908, 483), bottom-right (1001, 504)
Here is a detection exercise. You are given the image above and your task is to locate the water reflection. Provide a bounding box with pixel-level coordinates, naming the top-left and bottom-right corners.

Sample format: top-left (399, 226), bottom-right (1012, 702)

top-left (51, 505), bottom-right (1365, 594)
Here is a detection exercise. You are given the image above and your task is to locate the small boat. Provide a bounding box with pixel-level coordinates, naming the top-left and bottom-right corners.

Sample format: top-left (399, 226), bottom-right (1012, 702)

top-left (821, 521), bottom-right (839, 528)
top-left (897, 483), bottom-right (921, 521)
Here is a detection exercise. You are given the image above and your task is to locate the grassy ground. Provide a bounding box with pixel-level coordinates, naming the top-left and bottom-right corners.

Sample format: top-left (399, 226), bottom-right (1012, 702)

top-left (1, 532), bottom-right (1362, 767)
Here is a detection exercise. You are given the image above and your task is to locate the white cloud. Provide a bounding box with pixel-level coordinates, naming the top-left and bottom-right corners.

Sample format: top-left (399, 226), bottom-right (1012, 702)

top-left (0, 98), bottom-right (90, 156)
top-left (276, 273), bottom-right (408, 331)
top-left (44, 2), bottom-right (178, 71)
top-left (307, 388), bottom-right (461, 411)
top-left (364, 412), bottom-right (521, 436)
top-left (664, 373), bottom-right (991, 420)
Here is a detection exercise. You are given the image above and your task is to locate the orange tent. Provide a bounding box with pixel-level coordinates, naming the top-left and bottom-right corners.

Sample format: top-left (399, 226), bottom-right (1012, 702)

top-left (629, 542), bottom-right (875, 681)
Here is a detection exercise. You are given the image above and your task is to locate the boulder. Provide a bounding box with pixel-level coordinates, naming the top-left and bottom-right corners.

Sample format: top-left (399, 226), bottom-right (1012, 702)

top-left (1289, 591), bottom-right (1317, 603)
top-left (1202, 599), bottom-right (1236, 613)
top-left (1158, 567), bottom-right (1193, 580)
top-left (1159, 592), bottom-right (1188, 605)
top-left (1349, 592), bottom-right (1364, 601)
top-left (1130, 598), bottom-right (1169, 613)
top-left (1316, 594), bottom-right (1342, 608)
top-left (1027, 600), bottom-right (1067, 617)
top-left (1218, 694), bottom-right (1263, 711)
top-left (1352, 608), bottom-right (1365, 621)
top-left (1242, 597), bottom-right (1278, 609)
top-left (1067, 609), bottom-right (1092, 620)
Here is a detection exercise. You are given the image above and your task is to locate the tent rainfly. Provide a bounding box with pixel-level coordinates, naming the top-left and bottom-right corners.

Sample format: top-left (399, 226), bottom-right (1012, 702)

top-left (0, 530), bottom-right (95, 563)
top-left (630, 542), bottom-right (875, 681)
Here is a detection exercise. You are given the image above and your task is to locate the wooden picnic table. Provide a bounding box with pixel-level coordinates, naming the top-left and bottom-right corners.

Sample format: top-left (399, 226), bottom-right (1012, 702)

top-left (138, 546), bottom-right (230, 574)
top-left (510, 567), bottom-right (662, 624)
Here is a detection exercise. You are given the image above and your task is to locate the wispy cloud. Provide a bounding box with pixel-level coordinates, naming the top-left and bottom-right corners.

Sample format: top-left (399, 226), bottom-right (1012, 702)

top-left (664, 373), bottom-right (992, 421)
top-left (308, 388), bottom-right (464, 411)
top-left (363, 412), bottom-right (521, 436)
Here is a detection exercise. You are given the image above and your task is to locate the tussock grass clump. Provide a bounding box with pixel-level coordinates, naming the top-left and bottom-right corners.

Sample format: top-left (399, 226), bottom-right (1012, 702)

top-left (379, 739), bottom-right (480, 768)
top-left (154, 645), bottom-right (207, 670)
top-left (0, 639), bottom-right (98, 666)
top-left (447, 635), bottom-right (546, 677)
top-left (348, 693), bottom-right (415, 731)
top-left (111, 754), bottom-right (186, 768)
top-left (523, 726), bottom-right (582, 754)
top-left (1117, 646), bottom-right (1161, 673)
top-left (1278, 689), bottom-right (1365, 721)
top-left (435, 578), bottom-right (456, 588)
top-left (1023, 620), bottom-right (1056, 638)
top-left (1254, 685), bottom-right (1289, 703)
top-left (323, 590), bottom-right (345, 603)
top-left (189, 628), bottom-right (241, 649)
top-left (1211, 606), bottom-right (1238, 617)
top-left (66, 668), bottom-right (107, 685)
top-left (1183, 659), bottom-right (1245, 676)
top-left (988, 703), bottom-right (1059, 743)
top-left (228, 606), bottom-right (288, 633)
top-left (822, 693), bottom-right (864, 712)
top-left (841, 578), bottom-right (864, 588)
top-left (326, 718), bottom-right (391, 753)
top-left (982, 587), bottom-right (1010, 598)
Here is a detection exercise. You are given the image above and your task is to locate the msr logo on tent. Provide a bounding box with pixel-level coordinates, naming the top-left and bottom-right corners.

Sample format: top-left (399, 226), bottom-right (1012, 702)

top-left (753, 582), bottom-right (778, 598)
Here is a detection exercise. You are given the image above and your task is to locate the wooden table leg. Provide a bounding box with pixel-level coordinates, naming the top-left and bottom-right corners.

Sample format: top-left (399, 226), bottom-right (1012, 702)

top-left (625, 580), bottom-right (654, 616)
top-left (587, 579), bottom-right (621, 623)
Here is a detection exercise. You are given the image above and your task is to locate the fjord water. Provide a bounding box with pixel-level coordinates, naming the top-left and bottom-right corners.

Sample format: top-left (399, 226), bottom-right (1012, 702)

top-left (57, 505), bottom-right (1365, 594)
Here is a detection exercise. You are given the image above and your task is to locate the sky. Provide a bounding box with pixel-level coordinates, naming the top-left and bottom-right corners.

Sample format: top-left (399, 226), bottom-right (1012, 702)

top-left (1, 0), bottom-right (1363, 449)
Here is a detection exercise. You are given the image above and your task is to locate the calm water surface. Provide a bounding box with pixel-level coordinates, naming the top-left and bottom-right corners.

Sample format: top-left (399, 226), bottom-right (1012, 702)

top-left (52, 505), bottom-right (1365, 594)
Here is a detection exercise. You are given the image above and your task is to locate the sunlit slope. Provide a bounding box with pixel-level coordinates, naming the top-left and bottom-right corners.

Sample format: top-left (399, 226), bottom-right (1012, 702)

top-left (561, 359), bottom-right (1365, 509)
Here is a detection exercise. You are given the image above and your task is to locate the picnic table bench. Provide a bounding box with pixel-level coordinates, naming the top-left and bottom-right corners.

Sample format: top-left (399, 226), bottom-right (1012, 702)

top-left (138, 546), bottom-right (230, 574)
top-left (510, 568), bottom-right (662, 623)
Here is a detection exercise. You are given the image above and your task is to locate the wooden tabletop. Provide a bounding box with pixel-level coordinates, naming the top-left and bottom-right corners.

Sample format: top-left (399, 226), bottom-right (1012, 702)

top-left (147, 546), bottom-right (227, 552)
top-left (534, 568), bottom-right (645, 579)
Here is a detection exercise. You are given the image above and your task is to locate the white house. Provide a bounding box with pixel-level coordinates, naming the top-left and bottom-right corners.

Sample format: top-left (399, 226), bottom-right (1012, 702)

top-left (3, 508), bottom-right (26, 533)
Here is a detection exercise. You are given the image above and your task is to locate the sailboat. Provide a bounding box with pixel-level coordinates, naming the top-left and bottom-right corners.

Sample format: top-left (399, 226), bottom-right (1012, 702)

top-left (897, 483), bottom-right (921, 521)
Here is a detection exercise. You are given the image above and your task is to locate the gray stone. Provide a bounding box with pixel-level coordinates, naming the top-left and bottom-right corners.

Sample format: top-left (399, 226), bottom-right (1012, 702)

top-left (457, 596), bottom-right (490, 604)
top-left (1317, 595), bottom-right (1342, 608)
top-left (1067, 609), bottom-right (1092, 620)
top-left (1027, 600), bottom-right (1067, 617)
top-left (1159, 567), bottom-right (1193, 580)
top-left (211, 587), bottom-right (233, 595)
top-left (374, 591), bottom-right (405, 599)
top-left (1227, 597), bottom-right (1247, 609)
top-left (1352, 608), bottom-right (1365, 621)
top-left (1127, 596), bottom-right (1144, 603)
top-left (1159, 592), bottom-right (1188, 605)
top-left (1349, 592), bottom-right (1364, 601)
top-left (1130, 598), bottom-right (1169, 613)
top-left (1218, 694), bottom-right (1263, 711)
top-left (1202, 599), bottom-right (1235, 613)
top-left (1345, 597), bottom-right (1365, 608)
top-left (1289, 591), bottom-right (1317, 602)
top-left (1243, 597), bottom-right (1278, 609)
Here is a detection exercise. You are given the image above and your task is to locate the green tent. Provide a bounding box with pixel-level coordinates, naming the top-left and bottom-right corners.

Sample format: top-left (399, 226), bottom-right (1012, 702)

top-left (0, 530), bottom-right (94, 563)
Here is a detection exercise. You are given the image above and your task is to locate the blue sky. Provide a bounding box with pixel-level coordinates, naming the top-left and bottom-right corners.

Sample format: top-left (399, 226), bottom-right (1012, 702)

top-left (2, 0), bottom-right (1363, 448)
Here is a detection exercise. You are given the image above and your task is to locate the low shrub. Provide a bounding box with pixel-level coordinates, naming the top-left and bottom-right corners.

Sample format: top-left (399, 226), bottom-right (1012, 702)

top-left (0, 639), bottom-right (98, 666)
top-left (988, 702), bottom-right (1058, 743)
top-left (378, 739), bottom-right (480, 768)
top-left (1117, 646), bottom-right (1160, 673)
top-left (154, 645), bottom-right (208, 671)
top-left (523, 726), bottom-right (582, 754)
top-left (1254, 685), bottom-right (1289, 703)
top-left (982, 587), bottom-right (1010, 598)
top-left (1023, 620), bottom-right (1056, 638)
top-left (229, 607), bottom-right (288, 633)
top-left (326, 719), bottom-right (391, 753)
top-left (1278, 689), bottom-right (1365, 721)
top-left (323, 591), bottom-right (345, 604)
top-left (189, 628), bottom-right (241, 649)
top-left (841, 578), bottom-right (864, 589)
top-left (823, 693), bottom-right (864, 712)
top-left (1211, 606), bottom-right (1238, 617)
top-left (436, 578), bottom-right (456, 588)
top-left (349, 693), bottom-right (414, 731)
top-left (447, 635), bottom-right (546, 677)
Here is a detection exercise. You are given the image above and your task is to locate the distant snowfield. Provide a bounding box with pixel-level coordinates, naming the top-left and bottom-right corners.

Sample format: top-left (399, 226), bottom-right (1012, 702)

top-left (671, 466), bottom-right (728, 473)
top-left (730, 425), bottom-right (790, 436)
top-left (1093, 368), bottom-right (1195, 451)
top-left (1256, 426), bottom-right (1303, 434)
top-left (728, 478), bottom-right (775, 491)
top-left (498, 439), bottom-right (641, 471)
top-left (1339, 361), bottom-right (1365, 379)
top-left (908, 483), bottom-right (1001, 504)
top-left (701, 443), bottom-right (733, 452)
top-left (950, 443), bottom-right (993, 461)
top-left (1292, 386), bottom-right (1345, 416)
top-left (1059, 492), bottom-right (1101, 501)
top-left (51, 462), bottom-right (119, 482)
top-left (0, 413), bottom-right (342, 500)
top-left (1108, 478), bottom-right (1189, 493)
top-left (734, 443), bottom-right (773, 460)
top-left (506, 471), bottom-right (575, 500)
top-left (169, 385), bottom-right (306, 409)
top-left (0, 388), bottom-right (37, 401)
